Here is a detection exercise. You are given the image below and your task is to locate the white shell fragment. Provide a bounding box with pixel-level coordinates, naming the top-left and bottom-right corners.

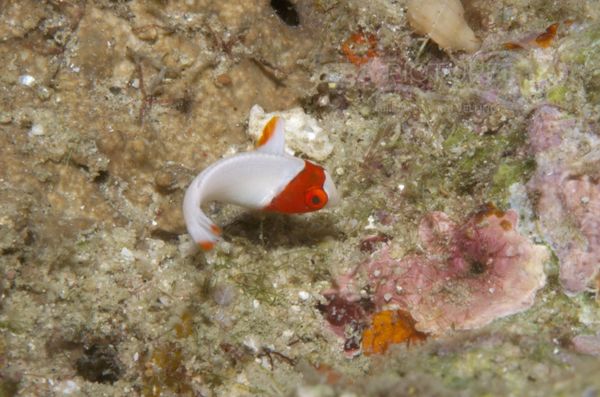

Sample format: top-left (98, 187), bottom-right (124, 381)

top-left (407, 0), bottom-right (480, 53)
top-left (18, 74), bottom-right (36, 87)
top-left (248, 105), bottom-right (334, 161)
top-left (28, 123), bottom-right (45, 137)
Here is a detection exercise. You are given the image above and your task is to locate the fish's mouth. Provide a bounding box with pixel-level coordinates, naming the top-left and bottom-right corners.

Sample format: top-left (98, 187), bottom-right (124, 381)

top-left (323, 172), bottom-right (340, 208)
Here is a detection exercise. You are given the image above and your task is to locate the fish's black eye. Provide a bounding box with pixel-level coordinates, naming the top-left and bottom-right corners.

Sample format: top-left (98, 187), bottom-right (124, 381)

top-left (305, 187), bottom-right (328, 210)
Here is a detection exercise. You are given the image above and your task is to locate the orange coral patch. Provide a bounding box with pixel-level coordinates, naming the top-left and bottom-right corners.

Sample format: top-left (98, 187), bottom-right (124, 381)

top-left (362, 310), bottom-right (427, 355)
top-left (341, 31), bottom-right (378, 66)
top-left (475, 202), bottom-right (505, 223)
top-left (500, 219), bottom-right (512, 231)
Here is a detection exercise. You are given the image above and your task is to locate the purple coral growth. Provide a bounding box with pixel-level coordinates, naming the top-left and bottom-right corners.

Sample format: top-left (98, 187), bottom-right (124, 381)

top-left (571, 333), bottom-right (600, 357)
top-left (316, 290), bottom-right (374, 355)
top-left (365, 206), bottom-right (547, 334)
top-left (526, 106), bottom-right (600, 294)
top-left (527, 105), bottom-right (572, 153)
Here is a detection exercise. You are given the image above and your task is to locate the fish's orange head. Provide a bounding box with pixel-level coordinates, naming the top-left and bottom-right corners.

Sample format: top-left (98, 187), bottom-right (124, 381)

top-left (265, 160), bottom-right (339, 214)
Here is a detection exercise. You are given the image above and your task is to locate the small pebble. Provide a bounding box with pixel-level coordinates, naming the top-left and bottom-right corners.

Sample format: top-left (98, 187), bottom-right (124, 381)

top-left (0, 113), bottom-right (12, 124)
top-left (216, 73), bottom-right (232, 86)
top-left (18, 74), bottom-right (35, 87)
top-left (135, 26), bottom-right (158, 42)
top-left (36, 86), bottom-right (52, 101)
top-left (120, 247), bottom-right (135, 262)
top-left (29, 123), bottom-right (44, 136)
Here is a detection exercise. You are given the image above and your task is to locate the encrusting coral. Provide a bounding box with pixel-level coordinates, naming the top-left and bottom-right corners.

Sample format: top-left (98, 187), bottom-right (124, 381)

top-left (365, 205), bottom-right (547, 334)
top-left (361, 310), bottom-right (427, 355)
top-left (319, 205), bottom-right (548, 353)
top-left (526, 106), bottom-right (600, 295)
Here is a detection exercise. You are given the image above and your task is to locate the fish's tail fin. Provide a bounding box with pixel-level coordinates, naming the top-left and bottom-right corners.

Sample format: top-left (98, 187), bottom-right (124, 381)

top-left (190, 217), bottom-right (221, 251)
top-left (183, 178), bottom-right (221, 251)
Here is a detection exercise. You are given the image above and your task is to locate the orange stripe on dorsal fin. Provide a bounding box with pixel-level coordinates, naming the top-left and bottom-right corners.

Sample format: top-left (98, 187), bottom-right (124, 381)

top-left (257, 116), bottom-right (278, 147)
top-left (256, 116), bottom-right (286, 155)
top-left (210, 224), bottom-right (222, 236)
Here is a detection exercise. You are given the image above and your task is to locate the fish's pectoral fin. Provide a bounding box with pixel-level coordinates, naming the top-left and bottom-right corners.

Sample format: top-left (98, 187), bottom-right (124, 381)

top-left (256, 116), bottom-right (286, 155)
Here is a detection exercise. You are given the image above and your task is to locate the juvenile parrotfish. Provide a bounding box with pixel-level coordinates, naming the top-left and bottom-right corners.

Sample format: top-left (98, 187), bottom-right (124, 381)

top-left (183, 116), bottom-right (340, 250)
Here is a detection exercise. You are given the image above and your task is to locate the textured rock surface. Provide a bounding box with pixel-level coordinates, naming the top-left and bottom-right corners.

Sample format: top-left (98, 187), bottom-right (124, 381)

top-left (1, 1), bottom-right (600, 396)
top-left (527, 106), bottom-right (600, 294)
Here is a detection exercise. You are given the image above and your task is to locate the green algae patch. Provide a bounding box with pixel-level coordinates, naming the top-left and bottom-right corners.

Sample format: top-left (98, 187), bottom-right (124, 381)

top-left (442, 126), bottom-right (472, 152)
top-left (557, 24), bottom-right (600, 109)
top-left (0, 380), bottom-right (19, 397)
top-left (547, 85), bottom-right (569, 106)
top-left (233, 270), bottom-right (281, 305)
top-left (441, 125), bottom-right (530, 200)
top-left (559, 25), bottom-right (600, 65)
top-left (491, 159), bottom-right (536, 198)
top-left (378, 115), bottom-right (533, 220)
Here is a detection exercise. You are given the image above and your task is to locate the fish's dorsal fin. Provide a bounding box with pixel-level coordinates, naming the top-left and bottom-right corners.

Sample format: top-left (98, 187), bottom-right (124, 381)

top-left (256, 116), bottom-right (286, 155)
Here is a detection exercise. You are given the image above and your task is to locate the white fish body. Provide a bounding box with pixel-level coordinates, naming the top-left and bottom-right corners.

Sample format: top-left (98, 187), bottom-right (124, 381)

top-left (183, 117), bottom-right (339, 250)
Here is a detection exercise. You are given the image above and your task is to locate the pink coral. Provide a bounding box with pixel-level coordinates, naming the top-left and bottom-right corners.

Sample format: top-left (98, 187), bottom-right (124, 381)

top-left (527, 105), bottom-right (574, 153)
top-left (356, 56), bottom-right (433, 94)
top-left (365, 206), bottom-right (548, 334)
top-left (571, 334), bottom-right (600, 357)
top-left (526, 106), bottom-right (600, 294)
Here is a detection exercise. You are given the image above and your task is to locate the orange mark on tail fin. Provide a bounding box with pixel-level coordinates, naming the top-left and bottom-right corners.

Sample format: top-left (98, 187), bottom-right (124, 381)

top-left (362, 310), bottom-right (427, 355)
top-left (211, 224), bottom-right (222, 236)
top-left (199, 241), bottom-right (215, 251)
top-left (257, 117), bottom-right (279, 147)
